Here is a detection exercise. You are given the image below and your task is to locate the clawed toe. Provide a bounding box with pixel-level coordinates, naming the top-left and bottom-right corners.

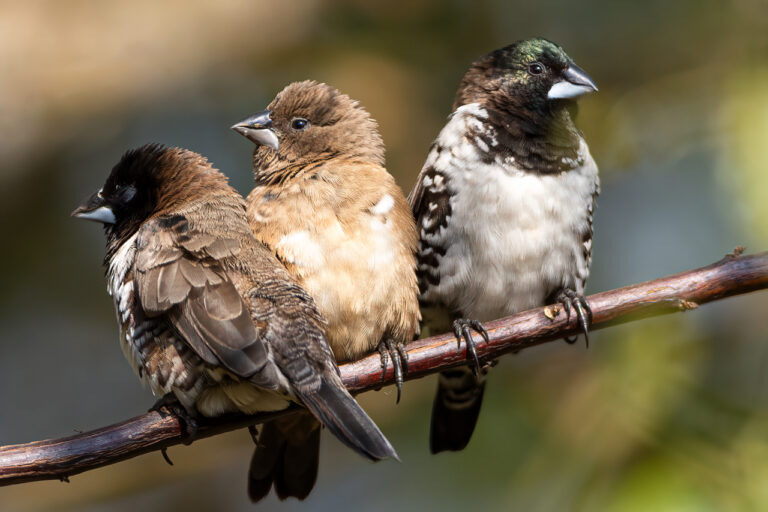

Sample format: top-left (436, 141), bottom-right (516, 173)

top-left (378, 338), bottom-right (409, 403)
top-left (555, 289), bottom-right (592, 347)
top-left (452, 318), bottom-right (490, 376)
top-left (149, 393), bottom-right (199, 445)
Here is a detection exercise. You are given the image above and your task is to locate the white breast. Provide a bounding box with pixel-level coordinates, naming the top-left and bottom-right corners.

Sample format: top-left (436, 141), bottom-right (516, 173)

top-left (106, 232), bottom-right (202, 405)
top-left (420, 104), bottom-right (599, 321)
top-left (106, 232), bottom-right (147, 384)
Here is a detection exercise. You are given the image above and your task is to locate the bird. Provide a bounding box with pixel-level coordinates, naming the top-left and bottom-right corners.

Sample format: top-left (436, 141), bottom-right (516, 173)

top-left (72, 144), bottom-right (397, 501)
top-left (408, 38), bottom-right (600, 453)
top-left (231, 81), bottom-right (420, 499)
top-left (231, 81), bottom-right (421, 393)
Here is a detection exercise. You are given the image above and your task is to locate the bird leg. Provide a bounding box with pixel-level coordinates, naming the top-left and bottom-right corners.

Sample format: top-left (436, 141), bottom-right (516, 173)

top-left (452, 318), bottom-right (489, 377)
top-left (149, 393), bottom-right (199, 445)
top-left (555, 288), bottom-right (593, 347)
top-left (378, 338), bottom-right (409, 403)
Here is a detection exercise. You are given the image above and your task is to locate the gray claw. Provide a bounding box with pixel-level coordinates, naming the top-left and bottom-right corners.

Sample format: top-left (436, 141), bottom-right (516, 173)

top-left (573, 299), bottom-right (590, 348)
top-left (452, 318), bottom-right (489, 376)
top-left (556, 289), bottom-right (592, 348)
top-left (378, 338), bottom-right (408, 403)
top-left (149, 393), bottom-right (198, 444)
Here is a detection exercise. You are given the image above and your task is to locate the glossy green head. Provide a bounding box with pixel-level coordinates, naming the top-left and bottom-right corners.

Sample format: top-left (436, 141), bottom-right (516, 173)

top-left (453, 38), bottom-right (597, 111)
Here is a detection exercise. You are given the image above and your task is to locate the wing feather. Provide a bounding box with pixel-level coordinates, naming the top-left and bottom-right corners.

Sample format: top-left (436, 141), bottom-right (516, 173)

top-left (134, 214), bottom-right (277, 388)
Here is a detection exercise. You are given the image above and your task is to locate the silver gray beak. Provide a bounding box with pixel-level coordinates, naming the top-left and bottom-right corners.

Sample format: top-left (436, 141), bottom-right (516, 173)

top-left (231, 110), bottom-right (279, 150)
top-left (72, 190), bottom-right (116, 224)
top-left (547, 62), bottom-right (598, 100)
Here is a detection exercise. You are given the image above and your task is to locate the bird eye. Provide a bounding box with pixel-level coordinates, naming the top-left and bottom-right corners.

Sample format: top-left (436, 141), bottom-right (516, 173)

top-left (291, 118), bottom-right (310, 130)
top-left (528, 62), bottom-right (544, 75)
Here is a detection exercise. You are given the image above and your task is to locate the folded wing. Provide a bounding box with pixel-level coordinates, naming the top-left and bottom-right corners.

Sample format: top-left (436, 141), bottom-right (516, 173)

top-left (134, 213), bottom-right (279, 389)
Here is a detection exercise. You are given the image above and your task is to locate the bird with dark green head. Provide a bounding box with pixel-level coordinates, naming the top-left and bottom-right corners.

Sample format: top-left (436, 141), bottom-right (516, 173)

top-left (453, 37), bottom-right (598, 173)
top-left (456, 38), bottom-right (597, 105)
top-left (409, 38), bottom-right (599, 453)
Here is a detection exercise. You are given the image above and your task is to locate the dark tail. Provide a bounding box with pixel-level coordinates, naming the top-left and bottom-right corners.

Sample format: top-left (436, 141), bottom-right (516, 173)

top-left (248, 414), bottom-right (320, 502)
top-left (298, 379), bottom-right (398, 462)
top-left (430, 367), bottom-right (486, 453)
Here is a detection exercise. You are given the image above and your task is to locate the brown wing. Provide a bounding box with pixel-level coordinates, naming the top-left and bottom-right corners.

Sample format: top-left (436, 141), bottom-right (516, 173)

top-left (134, 214), bottom-right (278, 388)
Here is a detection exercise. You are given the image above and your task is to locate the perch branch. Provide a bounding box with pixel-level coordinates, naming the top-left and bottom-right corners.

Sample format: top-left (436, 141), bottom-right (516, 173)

top-left (1, 248), bottom-right (766, 486)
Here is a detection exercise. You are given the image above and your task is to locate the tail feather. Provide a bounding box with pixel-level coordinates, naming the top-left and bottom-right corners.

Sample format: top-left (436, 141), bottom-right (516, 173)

top-left (275, 426), bottom-right (320, 500)
top-left (430, 367), bottom-right (485, 453)
top-left (298, 380), bottom-right (398, 462)
top-left (248, 415), bottom-right (320, 503)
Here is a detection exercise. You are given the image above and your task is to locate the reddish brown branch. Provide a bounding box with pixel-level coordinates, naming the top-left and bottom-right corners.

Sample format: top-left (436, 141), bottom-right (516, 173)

top-left (1, 249), bottom-right (766, 486)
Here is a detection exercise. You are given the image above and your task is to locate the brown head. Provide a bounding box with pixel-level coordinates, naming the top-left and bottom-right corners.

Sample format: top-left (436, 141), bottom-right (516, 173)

top-left (71, 144), bottom-right (235, 254)
top-left (232, 81), bottom-right (385, 184)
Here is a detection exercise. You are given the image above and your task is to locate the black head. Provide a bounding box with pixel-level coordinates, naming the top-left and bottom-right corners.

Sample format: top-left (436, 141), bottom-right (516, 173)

top-left (72, 144), bottom-right (228, 239)
top-left (453, 38), bottom-right (597, 112)
top-left (231, 81), bottom-right (384, 180)
top-left (71, 144), bottom-right (169, 232)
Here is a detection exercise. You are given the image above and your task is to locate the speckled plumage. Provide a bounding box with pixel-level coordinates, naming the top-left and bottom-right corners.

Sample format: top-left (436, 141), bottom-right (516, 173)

top-left (412, 104), bottom-right (598, 323)
top-left (96, 146), bottom-right (326, 417)
top-left (74, 145), bottom-right (397, 502)
top-left (409, 39), bottom-right (600, 453)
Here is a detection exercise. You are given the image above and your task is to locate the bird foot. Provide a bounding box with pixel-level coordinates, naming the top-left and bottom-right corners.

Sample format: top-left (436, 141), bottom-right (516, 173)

top-left (555, 288), bottom-right (592, 347)
top-left (378, 338), bottom-right (409, 404)
top-left (452, 318), bottom-right (489, 377)
top-left (149, 393), bottom-right (199, 445)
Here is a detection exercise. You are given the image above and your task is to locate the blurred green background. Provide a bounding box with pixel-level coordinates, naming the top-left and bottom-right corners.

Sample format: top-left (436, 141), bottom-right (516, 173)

top-left (1, 0), bottom-right (767, 510)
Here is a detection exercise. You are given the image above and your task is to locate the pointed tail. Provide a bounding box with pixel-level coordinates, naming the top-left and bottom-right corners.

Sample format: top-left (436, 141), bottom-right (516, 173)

top-left (430, 367), bottom-right (486, 453)
top-left (298, 378), bottom-right (398, 462)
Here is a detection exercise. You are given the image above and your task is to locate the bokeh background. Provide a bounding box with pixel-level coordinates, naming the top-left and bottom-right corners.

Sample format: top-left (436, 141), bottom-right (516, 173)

top-left (1, 1), bottom-right (767, 510)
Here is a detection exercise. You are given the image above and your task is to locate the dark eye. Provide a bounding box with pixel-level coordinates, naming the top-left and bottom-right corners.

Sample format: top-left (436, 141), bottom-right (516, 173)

top-left (528, 62), bottom-right (544, 75)
top-left (291, 118), bottom-right (309, 130)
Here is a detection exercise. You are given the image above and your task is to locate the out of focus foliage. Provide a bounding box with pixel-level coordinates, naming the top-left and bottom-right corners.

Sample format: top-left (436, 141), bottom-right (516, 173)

top-left (0, 1), bottom-right (766, 510)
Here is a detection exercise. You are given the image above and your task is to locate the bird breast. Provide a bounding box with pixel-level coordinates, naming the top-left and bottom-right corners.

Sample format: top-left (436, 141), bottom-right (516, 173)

top-left (419, 103), bottom-right (599, 320)
top-left (248, 184), bottom-right (418, 362)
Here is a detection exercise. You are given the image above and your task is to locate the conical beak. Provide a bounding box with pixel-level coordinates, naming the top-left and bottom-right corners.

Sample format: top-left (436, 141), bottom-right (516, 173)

top-left (231, 110), bottom-right (279, 150)
top-left (71, 189), bottom-right (116, 224)
top-left (547, 62), bottom-right (598, 100)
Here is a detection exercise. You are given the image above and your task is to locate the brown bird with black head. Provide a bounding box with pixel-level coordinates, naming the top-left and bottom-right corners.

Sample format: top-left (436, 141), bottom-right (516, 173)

top-left (72, 144), bottom-right (397, 502)
top-left (232, 81), bottom-right (420, 500)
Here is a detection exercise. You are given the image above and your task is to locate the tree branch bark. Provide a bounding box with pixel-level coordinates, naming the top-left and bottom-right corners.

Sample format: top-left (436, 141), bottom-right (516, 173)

top-left (1, 248), bottom-right (766, 486)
